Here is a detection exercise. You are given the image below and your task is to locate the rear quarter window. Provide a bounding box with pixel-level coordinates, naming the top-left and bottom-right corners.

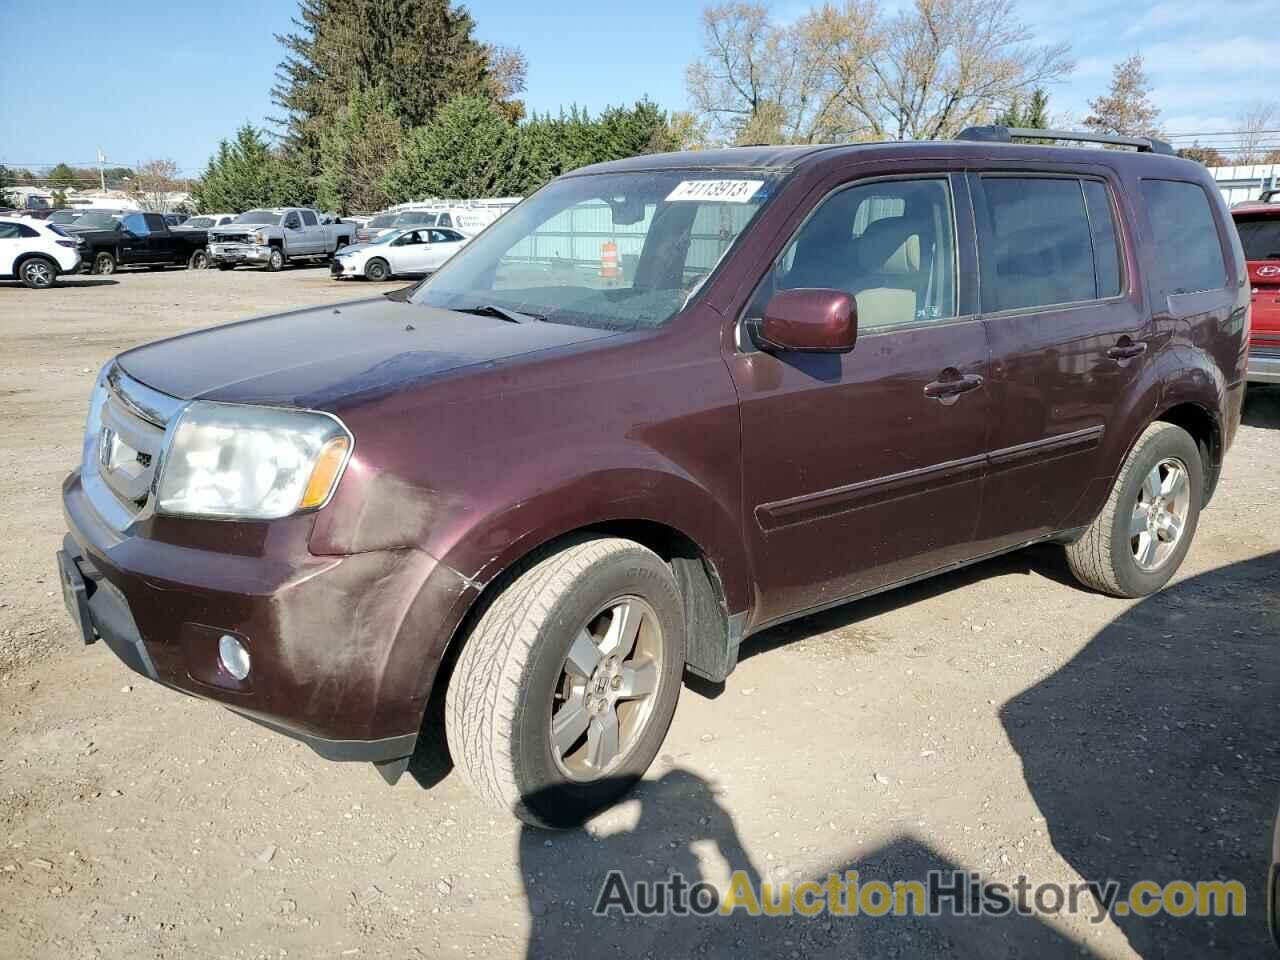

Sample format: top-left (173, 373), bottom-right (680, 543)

top-left (1140, 179), bottom-right (1227, 295)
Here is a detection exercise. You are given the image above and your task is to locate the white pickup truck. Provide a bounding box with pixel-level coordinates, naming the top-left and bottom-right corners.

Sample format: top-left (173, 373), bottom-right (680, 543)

top-left (206, 207), bottom-right (355, 271)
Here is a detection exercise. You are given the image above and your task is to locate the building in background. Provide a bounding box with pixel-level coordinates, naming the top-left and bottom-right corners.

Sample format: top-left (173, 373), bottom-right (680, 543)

top-left (1212, 165), bottom-right (1280, 206)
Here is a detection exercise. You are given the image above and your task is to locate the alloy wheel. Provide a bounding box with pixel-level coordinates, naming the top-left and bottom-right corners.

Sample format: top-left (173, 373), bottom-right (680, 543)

top-left (23, 261), bottom-right (53, 288)
top-left (1130, 457), bottom-right (1190, 571)
top-left (550, 596), bottom-right (663, 782)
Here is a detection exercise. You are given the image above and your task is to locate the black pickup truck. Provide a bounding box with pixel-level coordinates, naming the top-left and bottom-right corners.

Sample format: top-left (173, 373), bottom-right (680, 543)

top-left (74, 211), bottom-right (210, 275)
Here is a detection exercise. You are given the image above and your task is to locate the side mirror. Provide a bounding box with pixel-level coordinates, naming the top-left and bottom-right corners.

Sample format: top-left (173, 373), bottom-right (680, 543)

top-left (754, 288), bottom-right (857, 353)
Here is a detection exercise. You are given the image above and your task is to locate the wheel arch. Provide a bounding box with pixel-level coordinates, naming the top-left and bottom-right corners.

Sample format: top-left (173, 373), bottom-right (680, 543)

top-left (12, 250), bottom-right (58, 274)
top-left (1153, 400), bottom-right (1222, 506)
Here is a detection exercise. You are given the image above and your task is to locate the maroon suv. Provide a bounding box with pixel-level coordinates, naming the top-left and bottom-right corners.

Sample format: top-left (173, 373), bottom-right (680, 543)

top-left (58, 129), bottom-right (1248, 827)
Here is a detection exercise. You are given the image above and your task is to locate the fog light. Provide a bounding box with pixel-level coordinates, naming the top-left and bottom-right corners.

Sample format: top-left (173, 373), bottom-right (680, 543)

top-left (218, 634), bottom-right (251, 680)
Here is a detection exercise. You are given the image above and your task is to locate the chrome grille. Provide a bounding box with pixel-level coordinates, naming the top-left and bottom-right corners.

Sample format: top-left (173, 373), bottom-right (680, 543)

top-left (211, 232), bottom-right (254, 245)
top-left (83, 364), bottom-right (185, 529)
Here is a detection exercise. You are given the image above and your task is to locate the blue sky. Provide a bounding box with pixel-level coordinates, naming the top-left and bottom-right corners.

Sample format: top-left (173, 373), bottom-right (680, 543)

top-left (0, 0), bottom-right (1272, 176)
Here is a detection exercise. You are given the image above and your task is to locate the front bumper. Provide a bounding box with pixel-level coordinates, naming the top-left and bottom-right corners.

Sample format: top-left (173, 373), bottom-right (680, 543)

top-left (1247, 349), bottom-right (1280, 384)
top-left (208, 242), bottom-right (271, 265)
top-left (59, 469), bottom-right (474, 765)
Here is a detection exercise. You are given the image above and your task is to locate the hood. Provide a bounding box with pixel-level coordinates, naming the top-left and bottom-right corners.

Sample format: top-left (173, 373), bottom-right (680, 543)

top-left (115, 295), bottom-right (620, 409)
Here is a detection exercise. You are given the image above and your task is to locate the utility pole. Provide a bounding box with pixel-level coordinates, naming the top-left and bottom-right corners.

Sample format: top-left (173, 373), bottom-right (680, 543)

top-left (96, 148), bottom-right (105, 192)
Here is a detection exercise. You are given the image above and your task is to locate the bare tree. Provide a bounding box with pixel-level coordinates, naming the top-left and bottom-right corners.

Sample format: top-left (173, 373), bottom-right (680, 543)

top-left (685, 0), bottom-right (1072, 145)
top-left (1234, 100), bottom-right (1278, 165)
top-left (1084, 54), bottom-right (1162, 139)
top-left (127, 159), bottom-right (185, 212)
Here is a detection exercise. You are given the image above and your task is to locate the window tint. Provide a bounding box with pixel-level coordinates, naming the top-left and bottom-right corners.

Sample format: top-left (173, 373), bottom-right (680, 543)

top-left (301, 210), bottom-right (317, 226)
top-left (1140, 180), bottom-right (1227, 295)
top-left (756, 177), bottom-right (957, 329)
top-left (0, 223), bottom-right (20, 239)
top-left (1082, 180), bottom-right (1122, 298)
top-left (144, 213), bottom-right (167, 231)
top-left (979, 177), bottom-right (1096, 312)
top-left (1232, 216), bottom-right (1280, 262)
top-left (18, 223), bottom-right (39, 238)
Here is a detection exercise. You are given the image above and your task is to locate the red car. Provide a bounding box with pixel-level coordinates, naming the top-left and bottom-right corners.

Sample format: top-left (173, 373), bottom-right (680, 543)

top-left (1232, 199), bottom-right (1280, 383)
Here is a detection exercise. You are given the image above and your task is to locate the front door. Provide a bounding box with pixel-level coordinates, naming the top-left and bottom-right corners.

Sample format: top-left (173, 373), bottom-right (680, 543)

top-left (969, 170), bottom-right (1153, 551)
top-left (727, 172), bottom-right (991, 628)
top-left (388, 230), bottom-right (431, 274)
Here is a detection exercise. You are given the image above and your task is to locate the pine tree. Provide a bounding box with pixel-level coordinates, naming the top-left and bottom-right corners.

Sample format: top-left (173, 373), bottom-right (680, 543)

top-left (191, 125), bottom-right (291, 212)
top-left (315, 84), bottom-right (404, 214)
top-left (272, 0), bottom-right (492, 186)
top-left (382, 95), bottom-right (521, 201)
top-left (1085, 55), bottom-right (1162, 139)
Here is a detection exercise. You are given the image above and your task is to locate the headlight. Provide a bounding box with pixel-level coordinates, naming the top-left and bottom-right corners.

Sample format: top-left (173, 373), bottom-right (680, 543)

top-left (155, 402), bottom-right (353, 519)
top-left (252, 231), bottom-right (267, 245)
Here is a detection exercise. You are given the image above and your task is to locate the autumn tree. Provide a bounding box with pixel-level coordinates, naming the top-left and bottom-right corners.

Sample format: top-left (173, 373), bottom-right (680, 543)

top-left (1176, 143), bottom-right (1227, 167)
top-left (1234, 100), bottom-right (1278, 165)
top-left (127, 159), bottom-right (185, 212)
top-left (1084, 54), bottom-right (1162, 139)
top-left (686, 0), bottom-right (1072, 144)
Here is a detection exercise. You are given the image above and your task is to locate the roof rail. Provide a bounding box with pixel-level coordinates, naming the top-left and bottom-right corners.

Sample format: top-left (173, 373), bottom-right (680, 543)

top-left (955, 126), bottom-right (1175, 156)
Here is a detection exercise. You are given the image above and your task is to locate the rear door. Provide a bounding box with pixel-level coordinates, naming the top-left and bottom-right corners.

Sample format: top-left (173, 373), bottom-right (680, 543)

top-left (1234, 211), bottom-right (1280, 359)
top-left (970, 169), bottom-right (1150, 550)
top-left (299, 209), bottom-right (323, 253)
top-left (143, 213), bottom-right (175, 262)
top-left (727, 169), bottom-right (991, 628)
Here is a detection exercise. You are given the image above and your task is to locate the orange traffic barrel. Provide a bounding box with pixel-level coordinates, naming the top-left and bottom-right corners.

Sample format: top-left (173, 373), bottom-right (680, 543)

top-left (600, 241), bottom-right (620, 280)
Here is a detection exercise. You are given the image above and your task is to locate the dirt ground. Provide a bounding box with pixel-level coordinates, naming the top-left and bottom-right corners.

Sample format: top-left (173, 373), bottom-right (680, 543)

top-left (1, 265), bottom-right (1278, 959)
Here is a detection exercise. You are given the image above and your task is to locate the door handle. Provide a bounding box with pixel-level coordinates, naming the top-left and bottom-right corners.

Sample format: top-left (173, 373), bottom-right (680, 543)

top-left (924, 372), bottom-right (984, 405)
top-left (1107, 340), bottom-right (1148, 361)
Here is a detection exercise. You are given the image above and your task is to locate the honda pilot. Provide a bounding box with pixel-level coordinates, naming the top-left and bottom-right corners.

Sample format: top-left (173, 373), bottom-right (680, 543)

top-left (58, 129), bottom-right (1249, 827)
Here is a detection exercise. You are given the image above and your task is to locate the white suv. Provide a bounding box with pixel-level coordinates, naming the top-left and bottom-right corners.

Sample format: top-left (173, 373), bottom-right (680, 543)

top-left (0, 216), bottom-right (83, 289)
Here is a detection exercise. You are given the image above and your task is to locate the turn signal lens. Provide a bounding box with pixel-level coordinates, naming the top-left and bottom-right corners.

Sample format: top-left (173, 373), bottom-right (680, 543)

top-left (300, 436), bottom-right (351, 509)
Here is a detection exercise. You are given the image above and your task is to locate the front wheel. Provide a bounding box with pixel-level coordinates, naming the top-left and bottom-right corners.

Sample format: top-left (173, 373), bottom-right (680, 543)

top-left (1065, 422), bottom-right (1203, 597)
top-left (266, 247), bottom-right (285, 272)
top-left (19, 256), bottom-right (57, 289)
top-left (92, 251), bottom-right (116, 275)
top-left (363, 257), bottom-right (389, 281)
top-left (445, 536), bottom-right (686, 828)
top-left (188, 248), bottom-right (209, 270)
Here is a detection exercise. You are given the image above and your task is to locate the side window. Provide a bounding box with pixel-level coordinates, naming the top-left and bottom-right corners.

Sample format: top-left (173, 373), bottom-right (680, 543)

top-left (301, 210), bottom-right (318, 226)
top-left (978, 177), bottom-right (1096, 312)
top-left (144, 213), bottom-right (167, 231)
top-left (1082, 180), bottom-right (1122, 299)
top-left (0, 223), bottom-right (19, 239)
top-left (18, 224), bottom-right (39, 238)
top-left (752, 177), bottom-right (957, 330)
top-left (1140, 179), bottom-right (1228, 296)
top-left (122, 213), bottom-right (150, 236)
top-left (283, 212), bottom-right (301, 230)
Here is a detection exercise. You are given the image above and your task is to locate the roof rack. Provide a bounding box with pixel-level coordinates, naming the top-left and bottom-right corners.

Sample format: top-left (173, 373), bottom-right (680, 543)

top-left (955, 126), bottom-right (1175, 156)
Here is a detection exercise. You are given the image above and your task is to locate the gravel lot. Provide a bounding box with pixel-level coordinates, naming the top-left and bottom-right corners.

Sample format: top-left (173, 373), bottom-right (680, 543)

top-left (2, 265), bottom-right (1278, 959)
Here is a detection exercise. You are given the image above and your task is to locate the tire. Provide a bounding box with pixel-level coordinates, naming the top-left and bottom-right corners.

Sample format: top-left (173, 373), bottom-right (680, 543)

top-left (445, 536), bottom-right (686, 829)
top-left (266, 247), bottom-right (285, 272)
top-left (364, 258), bottom-right (390, 282)
top-left (92, 251), bottom-right (116, 275)
top-left (187, 248), bottom-right (209, 270)
top-left (1065, 422), bottom-right (1203, 598)
top-left (19, 256), bottom-right (57, 289)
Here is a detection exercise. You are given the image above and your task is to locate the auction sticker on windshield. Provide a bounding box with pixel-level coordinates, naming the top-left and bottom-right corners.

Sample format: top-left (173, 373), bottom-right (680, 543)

top-left (666, 180), bottom-right (764, 203)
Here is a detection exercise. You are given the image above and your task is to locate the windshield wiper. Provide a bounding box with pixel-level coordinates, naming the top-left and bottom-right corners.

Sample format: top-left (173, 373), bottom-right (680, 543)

top-left (453, 303), bottom-right (544, 324)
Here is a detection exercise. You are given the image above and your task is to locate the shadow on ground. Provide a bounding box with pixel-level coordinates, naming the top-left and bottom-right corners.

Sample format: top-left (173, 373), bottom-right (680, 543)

top-left (515, 769), bottom-right (1090, 958)
top-left (1243, 384), bottom-right (1280, 429)
top-left (1003, 550), bottom-right (1280, 956)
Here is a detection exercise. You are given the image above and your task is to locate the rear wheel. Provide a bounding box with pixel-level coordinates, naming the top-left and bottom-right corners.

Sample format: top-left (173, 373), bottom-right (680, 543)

top-left (92, 251), bottom-right (116, 275)
top-left (364, 258), bottom-right (390, 281)
top-left (1066, 422), bottom-right (1203, 597)
top-left (187, 248), bottom-right (209, 270)
top-left (266, 247), bottom-right (285, 272)
top-left (19, 256), bottom-right (57, 289)
top-left (445, 536), bottom-right (686, 828)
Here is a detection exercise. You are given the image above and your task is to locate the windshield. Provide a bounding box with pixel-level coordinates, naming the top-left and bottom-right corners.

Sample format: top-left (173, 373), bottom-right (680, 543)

top-left (1236, 216), bottom-right (1280, 261)
top-left (367, 214), bottom-right (396, 228)
top-left (393, 211), bottom-right (436, 227)
top-left (73, 212), bottom-right (119, 230)
top-left (411, 170), bottom-right (780, 330)
top-left (370, 229), bottom-right (405, 245)
top-left (236, 210), bottom-right (282, 225)
top-left (48, 210), bottom-right (81, 224)
top-left (186, 217), bottom-right (214, 228)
